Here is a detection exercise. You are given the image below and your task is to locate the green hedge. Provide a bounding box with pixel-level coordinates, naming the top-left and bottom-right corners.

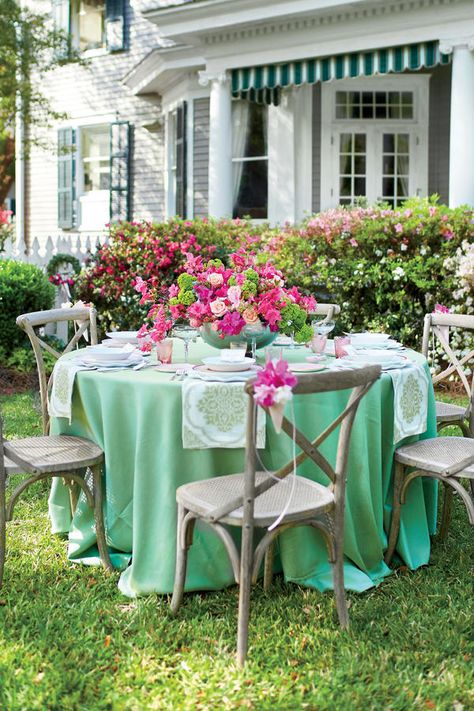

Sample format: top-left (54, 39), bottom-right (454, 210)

top-left (0, 259), bottom-right (55, 351)
top-left (76, 199), bottom-right (474, 348)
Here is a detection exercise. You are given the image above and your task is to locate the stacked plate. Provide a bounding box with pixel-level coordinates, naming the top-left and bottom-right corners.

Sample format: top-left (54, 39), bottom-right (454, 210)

top-left (343, 350), bottom-right (408, 371)
top-left (193, 356), bottom-right (258, 381)
top-left (104, 331), bottom-right (140, 346)
top-left (76, 344), bottom-right (144, 369)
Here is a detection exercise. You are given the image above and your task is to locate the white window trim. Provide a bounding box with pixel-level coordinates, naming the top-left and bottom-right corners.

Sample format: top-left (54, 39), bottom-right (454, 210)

top-left (320, 74), bottom-right (430, 210)
top-left (75, 122), bottom-right (111, 231)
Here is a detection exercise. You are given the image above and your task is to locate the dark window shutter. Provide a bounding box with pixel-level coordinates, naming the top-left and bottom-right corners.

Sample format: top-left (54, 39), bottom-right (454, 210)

top-left (175, 102), bottom-right (187, 218)
top-left (51, 0), bottom-right (71, 59)
top-left (110, 121), bottom-right (131, 223)
top-left (106, 0), bottom-right (125, 52)
top-left (58, 128), bottom-right (76, 229)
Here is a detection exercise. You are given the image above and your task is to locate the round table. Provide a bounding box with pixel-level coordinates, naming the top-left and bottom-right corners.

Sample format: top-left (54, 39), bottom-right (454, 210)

top-left (49, 339), bottom-right (437, 598)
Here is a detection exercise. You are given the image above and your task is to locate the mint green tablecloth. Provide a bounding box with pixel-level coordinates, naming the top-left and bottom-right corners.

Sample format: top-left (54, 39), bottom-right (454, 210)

top-left (49, 340), bottom-right (437, 598)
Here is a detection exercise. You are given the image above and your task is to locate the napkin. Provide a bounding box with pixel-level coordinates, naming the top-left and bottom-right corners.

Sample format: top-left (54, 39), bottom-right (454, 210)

top-left (49, 357), bottom-right (94, 422)
top-left (182, 378), bottom-right (266, 449)
top-left (388, 363), bottom-right (429, 444)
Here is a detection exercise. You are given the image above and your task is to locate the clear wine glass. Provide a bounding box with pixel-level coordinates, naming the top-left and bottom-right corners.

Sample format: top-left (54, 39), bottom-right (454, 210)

top-left (311, 319), bottom-right (336, 359)
top-left (172, 324), bottom-right (198, 364)
top-left (243, 323), bottom-right (264, 360)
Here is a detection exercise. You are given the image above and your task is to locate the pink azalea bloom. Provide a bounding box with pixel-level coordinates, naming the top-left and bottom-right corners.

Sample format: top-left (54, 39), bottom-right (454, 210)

top-left (428, 206), bottom-right (437, 217)
top-left (169, 283), bottom-right (179, 298)
top-left (349, 238), bottom-right (358, 247)
top-left (219, 311), bottom-right (246, 336)
top-left (433, 303), bottom-right (450, 314)
top-left (254, 359), bottom-right (297, 407)
top-left (394, 223), bottom-right (403, 233)
top-left (403, 209), bottom-right (413, 218)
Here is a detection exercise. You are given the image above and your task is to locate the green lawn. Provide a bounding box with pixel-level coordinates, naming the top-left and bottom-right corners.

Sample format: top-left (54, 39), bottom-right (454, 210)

top-left (0, 392), bottom-right (473, 711)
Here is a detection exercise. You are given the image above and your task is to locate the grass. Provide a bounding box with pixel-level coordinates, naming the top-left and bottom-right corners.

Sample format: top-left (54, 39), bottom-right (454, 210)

top-left (0, 392), bottom-right (473, 710)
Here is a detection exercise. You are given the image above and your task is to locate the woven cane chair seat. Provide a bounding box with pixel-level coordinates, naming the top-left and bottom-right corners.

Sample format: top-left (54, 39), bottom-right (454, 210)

top-left (177, 471), bottom-right (334, 528)
top-left (435, 400), bottom-right (468, 423)
top-left (396, 436), bottom-right (474, 478)
top-left (4, 435), bottom-right (103, 473)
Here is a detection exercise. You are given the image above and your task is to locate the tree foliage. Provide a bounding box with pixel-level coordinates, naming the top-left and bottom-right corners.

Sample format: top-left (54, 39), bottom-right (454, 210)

top-left (0, 0), bottom-right (79, 202)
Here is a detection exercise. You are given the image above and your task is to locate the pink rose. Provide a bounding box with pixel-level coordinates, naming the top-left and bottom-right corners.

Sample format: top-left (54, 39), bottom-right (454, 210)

top-left (208, 272), bottom-right (223, 287)
top-left (210, 299), bottom-right (227, 317)
top-left (227, 285), bottom-right (241, 307)
top-left (243, 306), bottom-right (259, 324)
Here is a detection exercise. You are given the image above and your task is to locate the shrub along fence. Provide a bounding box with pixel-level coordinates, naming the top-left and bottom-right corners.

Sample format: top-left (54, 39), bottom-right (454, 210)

top-left (76, 198), bottom-right (474, 350)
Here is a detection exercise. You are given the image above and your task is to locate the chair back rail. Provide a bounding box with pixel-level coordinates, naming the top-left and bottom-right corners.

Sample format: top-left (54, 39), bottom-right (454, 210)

top-left (311, 303), bottom-right (341, 321)
top-left (207, 365), bottom-right (381, 524)
top-left (422, 312), bottom-right (474, 408)
top-left (16, 307), bottom-right (98, 435)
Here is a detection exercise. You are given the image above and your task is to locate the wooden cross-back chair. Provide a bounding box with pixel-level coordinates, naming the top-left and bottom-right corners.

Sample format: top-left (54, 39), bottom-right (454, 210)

top-left (16, 306), bottom-right (98, 436)
top-left (384, 311), bottom-right (474, 550)
top-left (421, 312), bottom-right (474, 437)
top-left (170, 365), bottom-right (381, 666)
top-left (311, 303), bottom-right (341, 322)
top-left (0, 402), bottom-right (113, 589)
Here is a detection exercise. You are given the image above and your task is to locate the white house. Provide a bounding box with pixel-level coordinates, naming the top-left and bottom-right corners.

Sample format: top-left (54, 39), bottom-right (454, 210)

top-left (17, 0), bottom-right (474, 250)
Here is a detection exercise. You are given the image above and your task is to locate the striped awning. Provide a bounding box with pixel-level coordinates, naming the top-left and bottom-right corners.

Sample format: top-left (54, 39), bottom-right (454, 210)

top-left (232, 41), bottom-right (451, 105)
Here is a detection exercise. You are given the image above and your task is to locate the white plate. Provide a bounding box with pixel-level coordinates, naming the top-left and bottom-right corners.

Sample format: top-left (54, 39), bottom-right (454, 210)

top-left (352, 339), bottom-right (402, 351)
top-left (105, 331), bottom-right (139, 344)
top-left (349, 333), bottom-right (390, 346)
top-left (202, 356), bottom-right (255, 372)
top-left (78, 353), bottom-right (143, 368)
top-left (344, 354), bottom-right (407, 369)
top-left (155, 363), bottom-right (192, 373)
top-left (84, 345), bottom-right (137, 361)
top-left (192, 365), bottom-right (260, 381)
top-left (290, 362), bottom-right (327, 373)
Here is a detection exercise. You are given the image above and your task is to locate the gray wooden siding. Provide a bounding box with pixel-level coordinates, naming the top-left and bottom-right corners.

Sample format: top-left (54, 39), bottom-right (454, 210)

top-left (193, 98), bottom-right (210, 218)
top-left (428, 64), bottom-right (451, 204)
top-left (311, 84), bottom-right (322, 214)
top-left (25, 0), bottom-right (165, 244)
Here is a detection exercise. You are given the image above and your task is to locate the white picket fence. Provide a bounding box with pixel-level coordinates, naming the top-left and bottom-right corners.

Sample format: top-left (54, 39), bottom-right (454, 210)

top-left (1, 232), bottom-right (108, 269)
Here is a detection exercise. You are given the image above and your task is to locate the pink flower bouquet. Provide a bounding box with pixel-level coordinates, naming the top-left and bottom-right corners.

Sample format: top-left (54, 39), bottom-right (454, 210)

top-left (134, 247), bottom-right (316, 347)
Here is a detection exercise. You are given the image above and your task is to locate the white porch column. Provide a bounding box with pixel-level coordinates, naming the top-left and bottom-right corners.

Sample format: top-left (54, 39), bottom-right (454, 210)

top-left (199, 71), bottom-right (233, 218)
top-left (441, 39), bottom-right (474, 207)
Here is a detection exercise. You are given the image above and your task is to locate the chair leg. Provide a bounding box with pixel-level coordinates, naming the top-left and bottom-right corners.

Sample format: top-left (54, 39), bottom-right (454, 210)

top-left (236, 521), bottom-right (254, 667)
top-left (68, 480), bottom-right (80, 514)
top-left (91, 465), bottom-right (113, 572)
top-left (0, 477), bottom-right (6, 590)
top-left (170, 503), bottom-right (191, 615)
top-left (439, 483), bottom-right (453, 541)
top-left (332, 538), bottom-right (349, 629)
top-left (263, 541), bottom-right (275, 592)
top-left (384, 461), bottom-right (404, 565)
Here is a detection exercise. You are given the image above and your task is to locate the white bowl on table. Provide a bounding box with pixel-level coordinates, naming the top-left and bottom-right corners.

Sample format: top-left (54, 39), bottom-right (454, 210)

top-left (349, 333), bottom-right (390, 347)
top-left (202, 356), bottom-right (255, 372)
top-left (105, 331), bottom-right (140, 345)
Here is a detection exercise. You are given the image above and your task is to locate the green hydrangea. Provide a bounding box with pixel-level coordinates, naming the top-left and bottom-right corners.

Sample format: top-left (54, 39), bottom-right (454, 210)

top-left (178, 289), bottom-right (196, 306)
top-left (243, 268), bottom-right (259, 283)
top-left (169, 297), bottom-right (180, 306)
top-left (242, 279), bottom-right (257, 297)
top-left (206, 258), bottom-right (224, 269)
top-left (279, 303), bottom-right (307, 336)
top-left (228, 276), bottom-right (237, 286)
top-left (177, 273), bottom-right (195, 291)
top-left (294, 323), bottom-right (313, 344)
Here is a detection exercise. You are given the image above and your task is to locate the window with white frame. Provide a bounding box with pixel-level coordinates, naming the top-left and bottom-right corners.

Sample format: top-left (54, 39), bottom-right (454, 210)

top-left (82, 126), bottom-right (110, 191)
top-left (320, 76), bottom-right (429, 210)
top-left (167, 103), bottom-right (187, 218)
top-left (232, 102), bottom-right (268, 219)
top-left (70, 0), bottom-right (106, 51)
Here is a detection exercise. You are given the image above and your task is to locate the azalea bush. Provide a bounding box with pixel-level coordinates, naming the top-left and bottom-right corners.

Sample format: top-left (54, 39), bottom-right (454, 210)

top-left (135, 247), bottom-right (315, 346)
top-left (76, 218), bottom-right (269, 333)
top-left (0, 206), bottom-right (13, 252)
top-left (75, 198), bottom-right (474, 350)
top-left (269, 197), bottom-right (474, 347)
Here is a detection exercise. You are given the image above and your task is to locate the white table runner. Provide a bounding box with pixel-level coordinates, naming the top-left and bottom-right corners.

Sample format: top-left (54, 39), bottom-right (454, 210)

top-left (388, 363), bottom-right (429, 444)
top-left (182, 378), bottom-right (266, 449)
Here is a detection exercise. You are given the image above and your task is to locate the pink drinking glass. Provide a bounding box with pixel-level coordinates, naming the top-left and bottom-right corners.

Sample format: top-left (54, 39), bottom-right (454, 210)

top-left (310, 334), bottom-right (327, 360)
top-left (157, 338), bottom-right (173, 364)
top-left (334, 336), bottom-right (351, 358)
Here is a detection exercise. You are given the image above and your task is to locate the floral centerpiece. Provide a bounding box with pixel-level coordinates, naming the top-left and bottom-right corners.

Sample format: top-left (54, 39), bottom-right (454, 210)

top-left (134, 247), bottom-right (316, 349)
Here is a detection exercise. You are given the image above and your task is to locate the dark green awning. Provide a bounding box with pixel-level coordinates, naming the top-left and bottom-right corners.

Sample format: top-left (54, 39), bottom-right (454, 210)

top-left (232, 41), bottom-right (450, 105)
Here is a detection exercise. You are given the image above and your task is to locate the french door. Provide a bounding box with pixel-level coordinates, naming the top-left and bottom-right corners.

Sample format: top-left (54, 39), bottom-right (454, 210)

top-left (330, 126), bottom-right (423, 208)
